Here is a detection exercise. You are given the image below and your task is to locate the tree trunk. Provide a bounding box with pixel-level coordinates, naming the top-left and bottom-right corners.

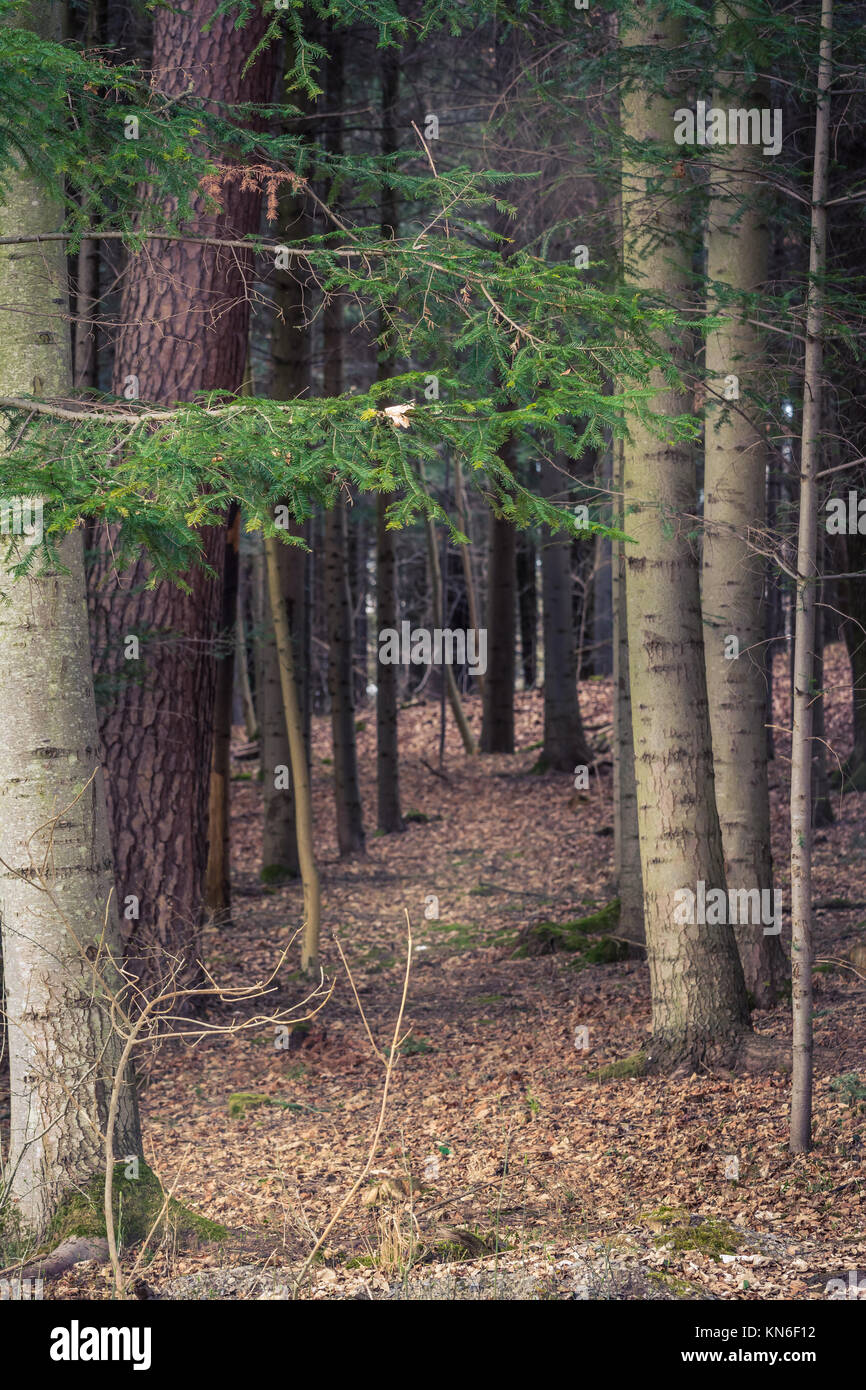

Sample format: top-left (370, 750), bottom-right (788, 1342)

top-left (703, 10), bottom-right (787, 1007)
top-left (481, 444), bottom-right (517, 754)
top-left (620, 5), bottom-right (750, 1066)
top-left (375, 50), bottom-right (404, 832)
top-left (612, 438), bottom-right (644, 942)
top-left (257, 536), bottom-right (299, 880)
top-left (540, 458), bottom-right (591, 771)
top-left (790, 0), bottom-right (833, 1153)
top-left (265, 538), bottom-right (321, 974)
top-left (0, 0), bottom-right (140, 1235)
top-left (86, 0), bottom-right (273, 997)
top-left (203, 506), bottom-right (239, 919)
top-left (516, 523), bottom-right (538, 689)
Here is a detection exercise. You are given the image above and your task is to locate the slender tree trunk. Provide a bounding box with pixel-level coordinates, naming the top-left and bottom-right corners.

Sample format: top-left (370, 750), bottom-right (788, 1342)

top-left (790, 0), bottom-right (833, 1153)
top-left (620, 5), bottom-right (750, 1066)
top-left (203, 506), bottom-right (239, 918)
top-left (481, 441), bottom-right (518, 754)
top-left (703, 9), bottom-right (787, 1007)
top-left (265, 538), bottom-right (321, 974)
top-left (612, 438), bottom-right (644, 942)
top-left (540, 458), bottom-right (591, 770)
top-left (86, 0), bottom-right (273, 997)
top-left (257, 537), bottom-right (299, 880)
top-left (375, 50), bottom-right (404, 833)
top-left (453, 458), bottom-right (486, 701)
top-left (0, 0), bottom-right (140, 1235)
top-left (420, 464), bottom-right (478, 755)
top-left (516, 524), bottom-right (538, 689)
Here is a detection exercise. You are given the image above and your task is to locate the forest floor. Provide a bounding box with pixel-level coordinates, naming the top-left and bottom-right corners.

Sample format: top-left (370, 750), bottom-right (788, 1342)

top-left (48, 646), bottom-right (866, 1299)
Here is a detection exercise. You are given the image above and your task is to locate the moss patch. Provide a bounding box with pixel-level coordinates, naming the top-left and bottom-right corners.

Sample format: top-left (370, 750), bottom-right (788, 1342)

top-left (587, 1050), bottom-right (647, 1081)
top-left (512, 901), bottom-right (624, 961)
top-left (49, 1160), bottom-right (227, 1249)
top-left (651, 1216), bottom-right (741, 1260)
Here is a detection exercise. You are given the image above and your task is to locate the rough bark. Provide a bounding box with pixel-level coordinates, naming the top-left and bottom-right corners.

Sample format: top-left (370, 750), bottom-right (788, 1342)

top-left (620, 5), bottom-right (751, 1066)
top-left (703, 14), bottom-right (787, 1007)
top-left (86, 0), bottom-right (273, 996)
top-left (612, 438), bottom-right (644, 942)
top-left (0, 0), bottom-right (141, 1234)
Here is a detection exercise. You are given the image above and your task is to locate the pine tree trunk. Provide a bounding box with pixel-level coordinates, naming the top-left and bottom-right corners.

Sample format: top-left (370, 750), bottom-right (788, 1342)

top-left (0, 0), bottom-right (140, 1234)
top-left (265, 539), bottom-right (321, 974)
top-left (86, 0), bottom-right (273, 997)
top-left (257, 538), bottom-right (300, 880)
top-left (790, 0), bottom-right (833, 1153)
top-left (612, 439), bottom-right (644, 942)
top-left (620, 5), bottom-right (750, 1065)
top-left (540, 458), bottom-right (591, 770)
top-left (203, 507), bottom-right (239, 918)
top-left (375, 50), bottom-right (404, 832)
top-left (481, 443), bottom-right (517, 754)
top-left (703, 13), bottom-right (787, 1007)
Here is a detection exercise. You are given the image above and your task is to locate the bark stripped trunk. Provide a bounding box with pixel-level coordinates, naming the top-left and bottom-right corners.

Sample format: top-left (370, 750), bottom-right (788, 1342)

top-left (620, 5), bottom-right (750, 1066)
top-left (703, 8), bottom-right (787, 1007)
top-left (86, 0), bottom-right (273, 996)
top-left (790, 0), bottom-right (833, 1153)
top-left (0, 0), bottom-right (141, 1235)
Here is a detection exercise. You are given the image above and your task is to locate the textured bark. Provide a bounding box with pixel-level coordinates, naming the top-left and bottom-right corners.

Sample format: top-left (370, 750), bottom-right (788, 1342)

top-left (203, 507), bottom-right (239, 918)
top-left (86, 0), bottom-right (273, 996)
top-left (703, 18), bottom-right (787, 1007)
top-left (540, 458), bottom-right (591, 771)
top-left (481, 445), bottom-right (517, 754)
top-left (790, 0), bottom-right (832, 1153)
top-left (0, 0), bottom-right (141, 1234)
top-left (612, 438), bottom-right (644, 942)
top-left (620, 6), bottom-right (750, 1065)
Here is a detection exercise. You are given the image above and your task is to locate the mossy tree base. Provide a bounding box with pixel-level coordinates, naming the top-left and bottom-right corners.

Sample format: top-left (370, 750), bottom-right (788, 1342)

top-left (48, 1161), bottom-right (227, 1251)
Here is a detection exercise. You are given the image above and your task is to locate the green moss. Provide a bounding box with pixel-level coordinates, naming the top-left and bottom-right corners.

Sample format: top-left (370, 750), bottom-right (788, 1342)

top-left (228, 1091), bottom-right (272, 1118)
top-left (513, 901), bottom-right (622, 958)
top-left (652, 1217), bottom-right (741, 1260)
top-left (48, 1160), bottom-right (227, 1248)
top-left (587, 1050), bottom-right (647, 1081)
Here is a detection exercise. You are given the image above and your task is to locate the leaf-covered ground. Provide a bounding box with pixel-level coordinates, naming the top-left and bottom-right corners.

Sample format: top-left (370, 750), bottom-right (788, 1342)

top-left (47, 646), bottom-right (866, 1299)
